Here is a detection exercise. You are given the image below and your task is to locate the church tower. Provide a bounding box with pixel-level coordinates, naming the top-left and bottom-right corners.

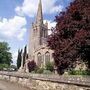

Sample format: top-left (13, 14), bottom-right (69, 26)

top-left (28, 0), bottom-right (53, 67)
top-left (36, 0), bottom-right (43, 25)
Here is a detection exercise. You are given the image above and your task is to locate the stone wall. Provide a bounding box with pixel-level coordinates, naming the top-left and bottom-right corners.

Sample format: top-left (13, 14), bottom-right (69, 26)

top-left (0, 71), bottom-right (90, 90)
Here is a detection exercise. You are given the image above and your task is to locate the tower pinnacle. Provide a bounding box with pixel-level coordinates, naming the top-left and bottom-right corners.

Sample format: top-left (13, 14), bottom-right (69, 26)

top-left (36, 0), bottom-right (43, 25)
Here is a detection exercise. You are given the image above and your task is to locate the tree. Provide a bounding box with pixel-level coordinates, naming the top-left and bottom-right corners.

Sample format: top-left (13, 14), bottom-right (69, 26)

top-left (23, 45), bottom-right (27, 66)
top-left (0, 42), bottom-right (12, 69)
top-left (47, 0), bottom-right (90, 74)
top-left (28, 60), bottom-right (36, 72)
top-left (17, 49), bottom-right (22, 69)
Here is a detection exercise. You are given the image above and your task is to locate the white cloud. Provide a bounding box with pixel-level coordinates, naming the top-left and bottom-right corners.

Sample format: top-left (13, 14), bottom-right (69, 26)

top-left (0, 16), bottom-right (27, 40)
top-left (50, 5), bottom-right (62, 13)
top-left (15, 0), bottom-right (63, 17)
top-left (17, 28), bottom-right (26, 40)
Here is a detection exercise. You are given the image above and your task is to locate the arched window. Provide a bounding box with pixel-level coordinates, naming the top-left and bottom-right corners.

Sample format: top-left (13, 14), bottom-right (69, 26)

top-left (37, 53), bottom-right (42, 67)
top-left (45, 52), bottom-right (50, 64)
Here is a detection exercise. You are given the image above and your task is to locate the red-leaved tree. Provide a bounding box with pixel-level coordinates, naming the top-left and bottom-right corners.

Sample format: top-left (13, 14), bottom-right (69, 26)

top-left (47, 0), bottom-right (90, 74)
top-left (28, 60), bottom-right (36, 72)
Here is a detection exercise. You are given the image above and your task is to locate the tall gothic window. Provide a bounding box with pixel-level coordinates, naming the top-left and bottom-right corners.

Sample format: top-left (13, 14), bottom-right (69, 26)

top-left (45, 52), bottom-right (50, 64)
top-left (37, 52), bottom-right (42, 67)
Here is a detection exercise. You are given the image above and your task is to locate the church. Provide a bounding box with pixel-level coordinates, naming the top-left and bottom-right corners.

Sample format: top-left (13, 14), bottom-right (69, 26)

top-left (28, 0), bottom-right (54, 68)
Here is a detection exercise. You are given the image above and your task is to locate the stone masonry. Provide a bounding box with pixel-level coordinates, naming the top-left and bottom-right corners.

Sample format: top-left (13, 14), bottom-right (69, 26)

top-left (0, 71), bottom-right (90, 90)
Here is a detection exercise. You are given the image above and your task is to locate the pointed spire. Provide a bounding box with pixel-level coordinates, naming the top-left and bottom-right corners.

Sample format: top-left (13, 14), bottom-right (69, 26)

top-left (45, 21), bottom-right (48, 28)
top-left (36, 0), bottom-right (43, 25)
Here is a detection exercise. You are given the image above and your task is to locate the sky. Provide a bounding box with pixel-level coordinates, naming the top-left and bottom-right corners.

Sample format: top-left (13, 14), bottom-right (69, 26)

top-left (0, 0), bottom-right (73, 65)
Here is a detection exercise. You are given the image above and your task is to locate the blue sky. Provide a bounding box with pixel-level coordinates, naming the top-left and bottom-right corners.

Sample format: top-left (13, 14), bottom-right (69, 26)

top-left (0, 0), bottom-right (73, 65)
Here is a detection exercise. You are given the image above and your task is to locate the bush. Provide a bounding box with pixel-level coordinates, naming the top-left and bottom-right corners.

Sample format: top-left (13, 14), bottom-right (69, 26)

top-left (0, 64), bottom-right (4, 70)
top-left (0, 64), bottom-right (9, 70)
top-left (28, 60), bottom-right (36, 72)
top-left (43, 70), bottom-right (52, 74)
top-left (36, 68), bottom-right (44, 74)
top-left (69, 70), bottom-right (90, 75)
top-left (45, 61), bottom-right (54, 72)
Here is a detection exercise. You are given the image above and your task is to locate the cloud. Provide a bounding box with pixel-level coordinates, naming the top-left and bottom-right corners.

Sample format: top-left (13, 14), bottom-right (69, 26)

top-left (0, 16), bottom-right (27, 41)
top-left (15, 0), bottom-right (63, 17)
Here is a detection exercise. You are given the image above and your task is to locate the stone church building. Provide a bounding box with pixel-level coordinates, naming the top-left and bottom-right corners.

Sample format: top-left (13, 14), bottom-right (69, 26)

top-left (19, 0), bottom-right (86, 73)
top-left (28, 0), bottom-right (53, 68)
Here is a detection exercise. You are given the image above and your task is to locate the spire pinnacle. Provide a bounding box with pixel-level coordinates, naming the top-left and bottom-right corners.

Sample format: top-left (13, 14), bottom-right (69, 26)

top-left (36, 0), bottom-right (43, 25)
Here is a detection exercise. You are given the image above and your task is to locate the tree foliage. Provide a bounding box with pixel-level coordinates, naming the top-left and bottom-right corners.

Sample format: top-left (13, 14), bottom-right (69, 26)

top-left (23, 45), bottom-right (27, 66)
top-left (45, 61), bottom-right (54, 72)
top-left (47, 0), bottom-right (90, 74)
top-left (17, 49), bottom-right (22, 69)
top-left (0, 64), bottom-right (9, 70)
top-left (28, 60), bottom-right (36, 72)
top-left (0, 42), bottom-right (12, 68)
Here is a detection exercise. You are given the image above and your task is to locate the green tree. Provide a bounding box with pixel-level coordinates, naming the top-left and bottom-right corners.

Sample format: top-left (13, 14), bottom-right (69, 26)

top-left (0, 42), bottom-right (12, 70)
top-left (23, 45), bottom-right (27, 66)
top-left (17, 49), bottom-right (22, 69)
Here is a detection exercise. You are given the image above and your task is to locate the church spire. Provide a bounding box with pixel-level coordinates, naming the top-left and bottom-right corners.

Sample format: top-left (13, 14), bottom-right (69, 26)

top-left (36, 0), bottom-right (43, 25)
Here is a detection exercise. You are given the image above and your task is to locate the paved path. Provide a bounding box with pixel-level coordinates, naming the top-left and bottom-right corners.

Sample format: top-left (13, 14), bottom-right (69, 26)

top-left (0, 80), bottom-right (30, 90)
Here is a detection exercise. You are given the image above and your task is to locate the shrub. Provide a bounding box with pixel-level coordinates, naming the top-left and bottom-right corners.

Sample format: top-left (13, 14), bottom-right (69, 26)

top-left (45, 61), bottom-right (54, 72)
top-left (0, 64), bottom-right (9, 70)
top-left (36, 68), bottom-right (44, 74)
top-left (69, 70), bottom-right (90, 75)
top-left (28, 60), bottom-right (36, 72)
top-left (43, 70), bottom-right (52, 74)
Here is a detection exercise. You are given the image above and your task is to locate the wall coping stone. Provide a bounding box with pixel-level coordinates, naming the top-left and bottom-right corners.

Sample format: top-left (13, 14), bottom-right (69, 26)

top-left (0, 71), bottom-right (90, 87)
